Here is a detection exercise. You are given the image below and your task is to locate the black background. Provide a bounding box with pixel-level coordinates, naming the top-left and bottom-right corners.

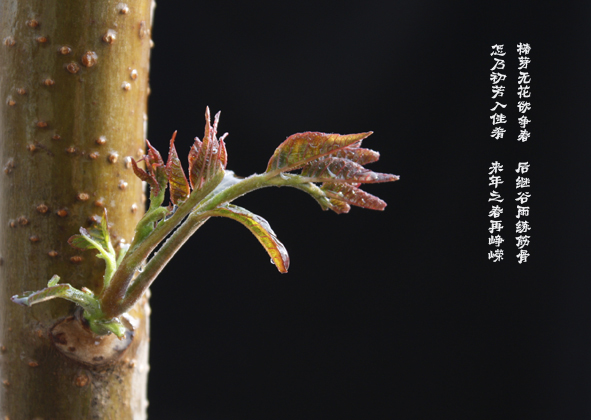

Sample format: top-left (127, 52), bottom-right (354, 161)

top-left (145, 2), bottom-right (591, 419)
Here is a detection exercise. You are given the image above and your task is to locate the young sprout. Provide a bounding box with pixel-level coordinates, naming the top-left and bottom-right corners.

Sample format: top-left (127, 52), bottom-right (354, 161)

top-left (12, 108), bottom-right (399, 337)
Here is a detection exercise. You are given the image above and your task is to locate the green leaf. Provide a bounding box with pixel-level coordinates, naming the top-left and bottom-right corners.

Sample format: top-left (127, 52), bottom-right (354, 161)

top-left (11, 283), bottom-right (99, 313)
top-left (67, 209), bottom-right (117, 287)
top-left (68, 228), bottom-right (95, 250)
top-left (209, 204), bottom-right (289, 273)
top-left (87, 209), bottom-right (111, 250)
top-left (87, 317), bottom-right (126, 338)
top-left (12, 282), bottom-right (125, 337)
top-left (68, 227), bottom-right (111, 253)
top-left (129, 206), bottom-right (170, 253)
top-left (300, 157), bottom-right (399, 184)
top-left (68, 210), bottom-right (111, 252)
top-left (266, 131), bottom-right (372, 175)
top-left (188, 107), bottom-right (227, 191)
top-left (47, 275), bottom-right (60, 287)
top-left (166, 131), bottom-right (190, 205)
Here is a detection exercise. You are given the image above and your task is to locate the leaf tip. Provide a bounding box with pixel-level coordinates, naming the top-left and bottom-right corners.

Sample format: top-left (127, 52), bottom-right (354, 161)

top-left (47, 275), bottom-right (60, 287)
top-left (361, 131), bottom-right (373, 139)
top-left (11, 295), bottom-right (28, 306)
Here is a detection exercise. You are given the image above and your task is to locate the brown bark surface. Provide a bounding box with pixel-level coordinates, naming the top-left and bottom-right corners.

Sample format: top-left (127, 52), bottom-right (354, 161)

top-left (0, 0), bottom-right (154, 418)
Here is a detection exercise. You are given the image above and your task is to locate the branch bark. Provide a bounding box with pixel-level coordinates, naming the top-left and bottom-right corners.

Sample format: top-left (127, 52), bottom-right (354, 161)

top-left (0, 0), bottom-right (154, 418)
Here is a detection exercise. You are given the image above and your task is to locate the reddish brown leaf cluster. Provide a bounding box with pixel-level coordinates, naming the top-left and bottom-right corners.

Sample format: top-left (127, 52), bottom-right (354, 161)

top-left (188, 108), bottom-right (228, 191)
top-left (132, 108), bottom-right (228, 205)
top-left (267, 131), bottom-right (399, 213)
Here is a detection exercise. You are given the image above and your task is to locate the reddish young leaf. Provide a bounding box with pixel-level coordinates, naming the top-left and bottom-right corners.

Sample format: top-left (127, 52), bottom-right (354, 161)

top-left (322, 183), bottom-right (388, 211)
top-left (211, 109), bottom-right (220, 137)
top-left (332, 144), bottom-right (380, 166)
top-left (218, 133), bottom-right (228, 169)
top-left (266, 131), bottom-right (372, 174)
top-left (166, 131), bottom-right (190, 205)
top-left (145, 139), bottom-right (164, 173)
top-left (188, 136), bottom-right (213, 190)
top-left (131, 158), bottom-right (159, 195)
top-left (301, 157), bottom-right (399, 184)
top-left (187, 137), bottom-right (202, 188)
top-left (192, 137), bottom-right (203, 151)
top-left (132, 139), bottom-right (165, 195)
top-left (209, 205), bottom-right (289, 273)
top-left (188, 108), bottom-right (227, 190)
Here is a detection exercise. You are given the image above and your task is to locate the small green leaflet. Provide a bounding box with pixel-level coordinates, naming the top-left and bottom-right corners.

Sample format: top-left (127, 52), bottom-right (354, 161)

top-left (47, 275), bottom-right (60, 287)
top-left (67, 210), bottom-right (117, 287)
